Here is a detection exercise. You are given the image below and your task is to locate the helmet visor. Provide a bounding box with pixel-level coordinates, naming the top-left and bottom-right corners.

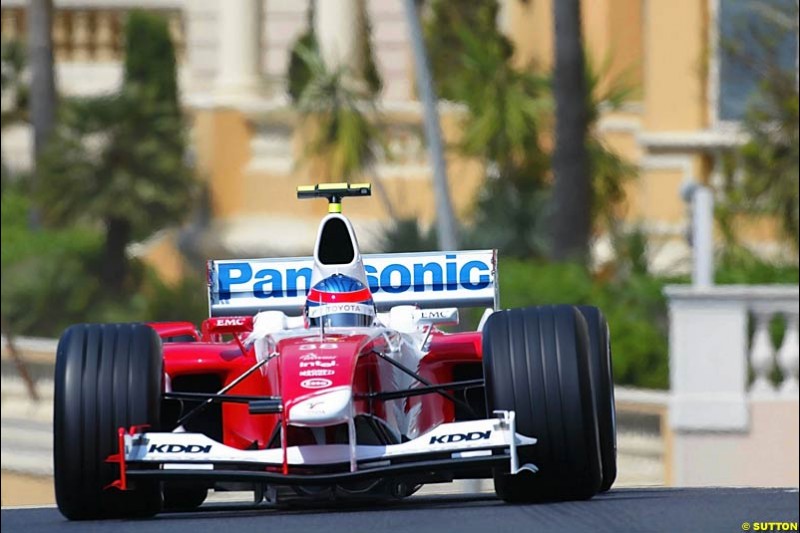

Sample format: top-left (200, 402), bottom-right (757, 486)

top-left (306, 302), bottom-right (375, 328)
top-left (308, 313), bottom-right (373, 328)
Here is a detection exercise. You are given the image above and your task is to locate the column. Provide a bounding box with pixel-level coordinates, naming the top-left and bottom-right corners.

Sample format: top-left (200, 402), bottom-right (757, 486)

top-left (314, 0), bottom-right (364, 80)
top-left (665, 286), bottom-right (749, 431)
top-left (214, 0), bottom-right (263, 101)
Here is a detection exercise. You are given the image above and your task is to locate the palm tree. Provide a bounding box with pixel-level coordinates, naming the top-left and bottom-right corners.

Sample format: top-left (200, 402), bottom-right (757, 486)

top-left (450, 28), bottom-right (551, 258)
top-left (424, 0), bottom-right (551, 258)
top-left (288, 5), bottom-right (397, 220)
top-left (584, 54), bottom-right (638, 254)
top-left (0, 40), bottom-right (28, 130)
top-left (550, 0), bottom-right (591, 263)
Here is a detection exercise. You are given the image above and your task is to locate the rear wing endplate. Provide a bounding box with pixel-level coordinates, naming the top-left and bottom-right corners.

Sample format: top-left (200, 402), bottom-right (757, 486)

top-left (207, 250), bottom-right (498, 317)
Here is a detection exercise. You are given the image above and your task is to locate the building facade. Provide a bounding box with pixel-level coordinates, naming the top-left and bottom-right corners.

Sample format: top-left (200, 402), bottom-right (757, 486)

top-left (1, 0), bottom-right (794, 275)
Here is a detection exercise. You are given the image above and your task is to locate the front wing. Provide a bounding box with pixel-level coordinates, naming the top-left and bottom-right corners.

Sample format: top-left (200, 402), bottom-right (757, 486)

top-left (109, 412), bottom-right (537, 489)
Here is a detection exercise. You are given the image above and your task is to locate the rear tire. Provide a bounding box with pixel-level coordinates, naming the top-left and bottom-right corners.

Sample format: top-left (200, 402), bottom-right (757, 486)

top-left (54, 323), bottom-right (163, 520)
top-left (578, 306), bottom-right (617, 492)
top-left (482, 306), bottom-right (602, 502)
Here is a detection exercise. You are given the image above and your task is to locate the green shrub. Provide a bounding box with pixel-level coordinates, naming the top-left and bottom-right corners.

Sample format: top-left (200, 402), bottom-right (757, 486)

top-left (716, 246), bottom-right (799, 284)
top-left (123, 10), bottom-right (179, 111)
top-left (495, 259), bottom-right (670, 389)
top-left (140, 268), bottom-right (209, 326)
top-left (1, 189), bottom-right (104, 335)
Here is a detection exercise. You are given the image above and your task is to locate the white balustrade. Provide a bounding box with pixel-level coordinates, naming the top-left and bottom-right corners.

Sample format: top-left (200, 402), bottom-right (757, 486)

top-left (94, 10), bottom-right (116, 61)
top-left (666, 285), bottom-right (799, 432)
top-left (748, 303), bottom-right (799, 396)
top-left (776, 312), bottom-right (799, 395)
top-left (70, 10), bottom-right (91, 61)
top-left (52, 11), bottom-right (70, 61)
top-left (0, 7), bottom-right (185, 63)
top-left (749, 311), bottom-right (776, 394)
top-left (2, 8), bottom-right (21, 40)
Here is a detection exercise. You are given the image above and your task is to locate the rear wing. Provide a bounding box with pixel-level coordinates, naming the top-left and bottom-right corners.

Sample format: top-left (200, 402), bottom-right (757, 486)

top-left (207, 250), bottom-right (498, 317)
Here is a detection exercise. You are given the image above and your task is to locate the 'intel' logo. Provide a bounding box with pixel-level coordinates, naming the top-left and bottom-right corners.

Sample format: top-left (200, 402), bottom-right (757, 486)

top-left (216, 254), bottom-right (491, 300)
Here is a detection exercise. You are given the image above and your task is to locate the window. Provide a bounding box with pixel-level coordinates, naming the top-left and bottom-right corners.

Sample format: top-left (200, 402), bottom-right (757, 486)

top-left (716, 0), bottom-right (797, 122)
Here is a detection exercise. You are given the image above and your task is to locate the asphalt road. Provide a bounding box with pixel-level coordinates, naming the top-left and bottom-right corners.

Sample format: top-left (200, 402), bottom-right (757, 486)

top-left (2, 487), bottom-right (798, 533)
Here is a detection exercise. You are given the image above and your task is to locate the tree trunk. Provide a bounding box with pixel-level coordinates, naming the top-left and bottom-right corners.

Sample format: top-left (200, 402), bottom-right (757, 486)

top-left (103, 217), bottom-right (132, 289)
top-left (27, 0), bottom-right (57, 160)
top-left (1, 314), bottom-right (39, 402)
top-left (550, 0), bottom-right (591, 263)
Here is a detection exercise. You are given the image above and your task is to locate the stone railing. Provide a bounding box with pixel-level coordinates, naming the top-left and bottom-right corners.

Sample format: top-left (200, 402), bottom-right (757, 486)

top-left (667, 285), bottom-right (799, 430)
top-left (665, 284), bottom-right (799, 487)
top-left (749, 298), bottom-right (799, 395)
top-left (1, 4), bottom-right (185, 62)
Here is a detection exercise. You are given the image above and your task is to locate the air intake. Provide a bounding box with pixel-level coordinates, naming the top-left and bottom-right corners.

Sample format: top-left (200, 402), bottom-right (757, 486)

top-left (317, 217), bottom-right (355, 265)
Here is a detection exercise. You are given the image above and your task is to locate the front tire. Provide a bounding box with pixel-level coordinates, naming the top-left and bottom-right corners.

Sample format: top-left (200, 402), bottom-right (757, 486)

top-left (54, 323), bottom-right (163, 520)
top-left (482, 306), bottom-right (602, 502)
top-left (578, 306), bottom-right (617, 492)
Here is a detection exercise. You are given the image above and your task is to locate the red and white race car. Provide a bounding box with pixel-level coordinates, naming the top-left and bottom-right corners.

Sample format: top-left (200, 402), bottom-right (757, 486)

top-left (53, 183), bottom-right (616, 520)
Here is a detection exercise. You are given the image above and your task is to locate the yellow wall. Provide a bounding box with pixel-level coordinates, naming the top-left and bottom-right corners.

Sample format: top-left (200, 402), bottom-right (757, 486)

top-left (642, 0), bottom-right (708, 131)
top-left (193, 109), bottom-right (252, 218)
top-left (606, 0), bottom-right (644, 93)
top-left (507, 0), bottom-right (552, 70)
top-left (196, 106), bottom-right (485, 229)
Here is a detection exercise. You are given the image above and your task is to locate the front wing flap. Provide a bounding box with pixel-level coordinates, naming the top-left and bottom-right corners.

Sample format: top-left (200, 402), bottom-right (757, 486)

top-left (114, 413), bottom-right (537, 488)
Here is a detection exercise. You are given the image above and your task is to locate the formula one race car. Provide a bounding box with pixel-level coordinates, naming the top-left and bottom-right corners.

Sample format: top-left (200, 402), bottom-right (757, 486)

top-left (53, 183), bottom-right (616, 520)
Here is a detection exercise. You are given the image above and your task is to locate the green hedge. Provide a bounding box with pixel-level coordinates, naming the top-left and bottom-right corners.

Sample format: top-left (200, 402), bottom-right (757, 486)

top-left (496, 260), bottom-right (671, 389)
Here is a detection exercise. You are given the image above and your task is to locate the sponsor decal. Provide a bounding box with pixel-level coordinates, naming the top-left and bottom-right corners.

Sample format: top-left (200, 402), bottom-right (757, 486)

top-left (298, 343), bottom-right (339, 351)
top-left (307, 400), bottom-right (326, 412)
top-left (428, 431), bottom-right (491, 445)
top-left (215, 255), bottom-right (491, 300)
top-left (300, 353), bottom-right (337, 361)
top-left (149, 444), bottom-right (212, 454)
top-left (307, 303), bottom-right (375, 318)
top-left (299, 369), bottom-right (336, 377)
top-left (216, 317), bottom-right (246, 327)
top-left (300, 360), bottom-right (336, 368)
top-left (300, 378), bottom-right (333, 389)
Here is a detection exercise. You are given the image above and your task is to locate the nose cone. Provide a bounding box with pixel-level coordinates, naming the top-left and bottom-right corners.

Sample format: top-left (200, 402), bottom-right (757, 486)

top-left (288, 387), bottom-right (352, 426)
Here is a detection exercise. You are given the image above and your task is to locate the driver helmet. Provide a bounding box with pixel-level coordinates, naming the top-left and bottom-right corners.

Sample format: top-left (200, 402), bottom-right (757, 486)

top-left (304, 274), bottom-right (375, 328)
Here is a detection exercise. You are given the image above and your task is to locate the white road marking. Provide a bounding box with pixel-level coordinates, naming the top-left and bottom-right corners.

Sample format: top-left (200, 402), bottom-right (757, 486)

top-left (0, 504), bottom-right (57, 510)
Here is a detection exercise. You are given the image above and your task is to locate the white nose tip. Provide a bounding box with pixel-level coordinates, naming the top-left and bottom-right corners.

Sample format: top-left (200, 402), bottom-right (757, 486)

top-left (288, 387), bottom-right (352, 427)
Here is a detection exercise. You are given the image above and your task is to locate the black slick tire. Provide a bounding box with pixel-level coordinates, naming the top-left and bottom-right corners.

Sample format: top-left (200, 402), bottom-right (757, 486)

top-left (578, 305), bottom-right (617, 492)
top-left (482, 305), bottom-right (602, 502)
top-left (54, 323), bottom-right (163, 520)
